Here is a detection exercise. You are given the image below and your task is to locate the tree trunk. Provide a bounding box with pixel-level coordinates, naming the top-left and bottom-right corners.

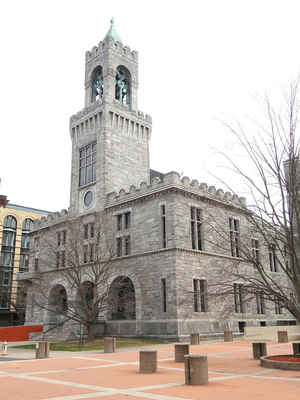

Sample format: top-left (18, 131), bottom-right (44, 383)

top-left (87, 324), bottom-right (94, 341)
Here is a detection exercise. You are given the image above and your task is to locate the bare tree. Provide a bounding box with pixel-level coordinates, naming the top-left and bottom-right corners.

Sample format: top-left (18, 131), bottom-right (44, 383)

top-left (204, 80), bottom-right (300, 324)
top-left (27, 213), bottom-right (129, 340)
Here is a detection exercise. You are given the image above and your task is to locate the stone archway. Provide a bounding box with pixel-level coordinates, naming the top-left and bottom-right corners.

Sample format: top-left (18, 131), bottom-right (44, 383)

top-left (48, 284), bottom-right (68, 325)
top-left (108, 276), bottom-right (136, 320)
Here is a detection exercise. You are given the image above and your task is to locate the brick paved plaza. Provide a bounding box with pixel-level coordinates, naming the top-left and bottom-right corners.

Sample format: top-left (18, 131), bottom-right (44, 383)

top-left (0, 340), bottom-right (299, 399)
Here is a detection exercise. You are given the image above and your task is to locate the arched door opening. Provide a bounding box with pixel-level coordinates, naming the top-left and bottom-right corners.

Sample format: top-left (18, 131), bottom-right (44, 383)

top-left (108, 276), bottom-right (136, 320)
top-left (48, 285), bottom-right (68, 325)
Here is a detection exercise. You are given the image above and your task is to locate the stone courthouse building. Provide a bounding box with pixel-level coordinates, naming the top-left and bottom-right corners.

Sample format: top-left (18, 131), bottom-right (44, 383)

top-left (20, 20), bottom-right (296, 339)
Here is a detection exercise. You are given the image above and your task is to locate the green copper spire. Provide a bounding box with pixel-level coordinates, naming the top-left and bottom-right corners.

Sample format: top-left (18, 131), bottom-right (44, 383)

top-left (104, 18), bottom-right (122, 43)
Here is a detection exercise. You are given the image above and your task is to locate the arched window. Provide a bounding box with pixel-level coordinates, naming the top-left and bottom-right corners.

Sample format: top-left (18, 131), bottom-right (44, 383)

top-left (19, 218), bottom-right (33, 272)
top-left (91, 66), bottom-right (104, 103)
top-left (115, 66), bottom-right (131, 107)
top-left (0, 215), bottom-right (17, 309)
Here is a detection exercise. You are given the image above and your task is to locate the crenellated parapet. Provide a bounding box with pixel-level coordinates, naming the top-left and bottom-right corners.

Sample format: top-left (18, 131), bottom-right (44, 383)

top-left (32, 209), bottom-right (69, 231)
top-left (105, 171), bottom-right (247, 209)
top-left (85, 37), bottom-right (138, 64)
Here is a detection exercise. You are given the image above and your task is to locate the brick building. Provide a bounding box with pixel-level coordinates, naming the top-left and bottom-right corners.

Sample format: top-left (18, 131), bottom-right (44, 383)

top-left (20, 20), bottom-right (297, 339)
top-left (0, 194), bottom-right (49, 325)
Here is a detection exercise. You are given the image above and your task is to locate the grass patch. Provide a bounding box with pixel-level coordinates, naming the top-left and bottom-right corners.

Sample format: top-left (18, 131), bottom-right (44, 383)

top-left (12, 338), bottom-right (169, 352)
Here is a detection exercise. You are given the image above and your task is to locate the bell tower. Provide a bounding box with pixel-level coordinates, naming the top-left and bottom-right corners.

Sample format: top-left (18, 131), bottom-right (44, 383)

top-left (69, 19), bottom-right (152, 215)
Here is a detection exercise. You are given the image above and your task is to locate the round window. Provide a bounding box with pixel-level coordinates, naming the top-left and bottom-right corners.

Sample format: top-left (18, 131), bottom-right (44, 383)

top-left (84, 191), bottom-right (93, 207)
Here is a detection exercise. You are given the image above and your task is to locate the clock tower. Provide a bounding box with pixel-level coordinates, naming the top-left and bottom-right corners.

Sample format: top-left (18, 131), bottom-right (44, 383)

top-left (69, 19), bottom-right (152, 215)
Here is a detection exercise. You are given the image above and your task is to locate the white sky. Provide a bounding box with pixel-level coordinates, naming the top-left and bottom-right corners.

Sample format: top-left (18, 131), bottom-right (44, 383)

top-left (1, 0), bottom-right (300, 211)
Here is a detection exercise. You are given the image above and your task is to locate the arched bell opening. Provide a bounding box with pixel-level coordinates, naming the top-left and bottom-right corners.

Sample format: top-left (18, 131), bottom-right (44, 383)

top-left (91, 66), bottom-right (104, 103)
top-left (115, 66), bottom-right (131, 107)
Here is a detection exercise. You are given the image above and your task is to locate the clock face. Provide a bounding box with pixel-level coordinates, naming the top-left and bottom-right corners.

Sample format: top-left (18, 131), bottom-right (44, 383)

top-left (84, 191), bottom-right (93, 207)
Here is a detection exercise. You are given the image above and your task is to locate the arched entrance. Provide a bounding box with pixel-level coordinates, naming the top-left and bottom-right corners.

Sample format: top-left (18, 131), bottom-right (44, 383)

top-left (48, 284), bottom-right (68, 325)
top-left (108, 276), bottom-right (136, 320)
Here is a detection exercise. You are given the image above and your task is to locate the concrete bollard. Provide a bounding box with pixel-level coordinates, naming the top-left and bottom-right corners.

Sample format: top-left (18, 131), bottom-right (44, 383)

top-left (190, 333), bottom-right (200, 345)
top-left (36, 341), bottom-right (50, 359)
top-left (139, 350), bottom-right (157, 373)
top-left (175, 343), bottom-right (190, 362)
top-left (1, 341), bottom-right (7, 356)
top-left (184, 354), bottom-right (208, 385)
top-left (224, 331), bottom-right (233, 342)
top-left (292, 342), bottom-right (300, 355)
top-left (252, 342), bottom-right (267, 359)
top-left (104, 337), bottom-right (116, 353)
top-left (277, 331), bottom-right (288, 343)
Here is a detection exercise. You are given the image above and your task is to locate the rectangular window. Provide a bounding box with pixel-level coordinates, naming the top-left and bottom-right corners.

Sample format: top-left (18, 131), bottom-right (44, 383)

top-left (56, 252), bottom-right (60, 269)
top-left (161, 278), bottom-right (167, 312)
top-left (191, 207), bottom-right (202, 250)
top-left (34, 258), bottom-right (39, 271)
top-left (62, 230), bottom-right (66, 245)
top-left (57, 232), bottom-right (61, 246)
top-left (161, 205), bottom-right (167, 248)
top-left (269, 244), bottom-right (277, 272)
top-left (124, 236), bottom-right (131, 255)
top-left (84, 224), bottom-right (89, 240)
top-left (234, 283), bottom-right (244, 313)
top-left (251, 239), bottom-right (259, 264)
top-left (124, 212), bottom-right (131, 229)
top-left (193, 279), bottom-right (208, 312)
top-left (90, 223), bottom-right (94, 239)
top-left (61, 250), bottom-right (65, 268)
top-left (117, 237), bottom-right (122, 257)
top-left (256, 292), bottom-right (265, 314)
top-left (83, 245), bottom-right (88, 263)
top-left (117, 214), bottom-right (122, 231)
top-left (229, 218), bottom-right (240, 257)
top-left (79, 142), bottom-right (96, 187)
top-left (90, 244), bottom-right (94, 262)
top-left (275, 298), bottom-right (282, 314)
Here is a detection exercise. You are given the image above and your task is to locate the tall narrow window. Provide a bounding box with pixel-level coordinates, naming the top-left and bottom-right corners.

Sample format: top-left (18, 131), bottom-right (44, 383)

top-left (61, 251), bottom-right (65, 268)
top-left (79, 142), bottom-right (96, 187)
top-left (90, 244), bottom-right (94, 262)
top-left (161, 205), bottom-right (167, 248)
top-left (62, 230), bottom-right (67, 245)
top-left (117, 214), bottom-right (122, 231)
top-left (234, 283), bottom-right (244, 313)
top-left (274, 297), bottom-right (282, 314)
top-left (116, 237), bottom-right (122, 257)
top-left (56, 252), bottom-right (60, 269)
top-left (83, 245), bottom-right (88, 263)
top-left (57, 232), bottom-right (61, 246)
top-left (90, 223), bottom-right (94, 239)
top-left (191, 207), bottom-right (203, 250)
top-left (84, 224), bottom-right (89, 240)
top-left (161, 278), bottom-right (167, 312)
top-left (229, 218), bottom-right (240, 257)
top-left (19, 218), bottom-right (33, 272)
top-left (251, 239), bottom-right (259, 264)
top-left (124, 236), bottom-right (131, 256)
top-left (256, 292), bottom-right (265, 314)
top-left (193, 279), bottom-right (208, 312)
top-left (124, 212), bottom-right (131, 229)
top-left (269, 244), bottom-right (277, 272)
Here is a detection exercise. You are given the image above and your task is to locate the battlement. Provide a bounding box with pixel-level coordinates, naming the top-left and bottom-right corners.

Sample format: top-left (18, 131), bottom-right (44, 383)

top-left (106, 171), bottom-right (247, 209)
top-left (32, 209), bottom-right (69, 231)
top-left (85, 37), bottom-right (138, 64)
top-left (70, 105), bottom-right (151, 141)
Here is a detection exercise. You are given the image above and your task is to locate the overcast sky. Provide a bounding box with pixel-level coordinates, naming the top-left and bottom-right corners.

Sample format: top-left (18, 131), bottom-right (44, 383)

top-left (1, 0), bottom-right (300, 211)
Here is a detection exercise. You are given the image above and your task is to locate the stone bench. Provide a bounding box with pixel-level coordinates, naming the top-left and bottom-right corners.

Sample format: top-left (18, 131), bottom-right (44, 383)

top-left (104, 337), bottom-right (116, 353)
top-left (185, 354), bottom-right (208, 385)
top-left (224, 331), bottom-right (233, 342)
top-left (36, 341), bottom-right (50, 359)
top-left (139, 350), bottom-right (157, 373)
top-left (175, 343), bottom-right (190, 362)
top-left (190, 333), bottom-right (200, 345)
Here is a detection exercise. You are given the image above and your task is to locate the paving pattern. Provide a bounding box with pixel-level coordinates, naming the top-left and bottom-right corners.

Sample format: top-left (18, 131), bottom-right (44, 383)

top-left (0, 341), bottom-right (299, 400)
